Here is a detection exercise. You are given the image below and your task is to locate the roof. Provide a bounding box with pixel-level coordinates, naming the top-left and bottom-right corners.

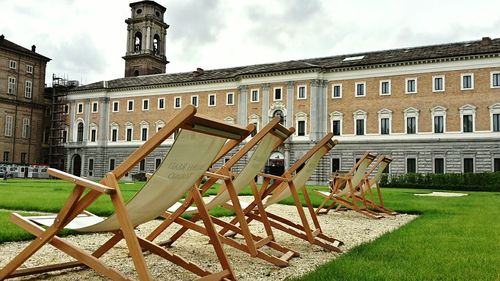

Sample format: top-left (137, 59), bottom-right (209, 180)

top-left (73, 36), bottom-right (500, 92)
top-left (0, 34), bottom-right (51, 62)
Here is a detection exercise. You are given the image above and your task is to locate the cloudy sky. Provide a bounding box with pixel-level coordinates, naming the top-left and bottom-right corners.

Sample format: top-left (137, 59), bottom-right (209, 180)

top-left (2, 0), bottom-right (500, 84)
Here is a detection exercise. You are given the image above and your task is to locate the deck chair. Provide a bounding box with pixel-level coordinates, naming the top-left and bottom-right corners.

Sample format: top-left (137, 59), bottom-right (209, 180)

top-left (314, 152), bottom-right (383, 219)
top-left (220, 133), bottom-right (343, 253)
top-left (145, 117), bottom-right (299, 267)
top-left (357, 156), bottom-right (397, 216)
top-left (0, 105), bottom-right (251, 281)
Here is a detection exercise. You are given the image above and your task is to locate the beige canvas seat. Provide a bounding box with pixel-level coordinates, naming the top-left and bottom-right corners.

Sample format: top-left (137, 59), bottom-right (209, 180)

top-left (219, 133), bottom-right (343, 252)
top-left (145, 117), bottom-right (299, 267)
top-left (0, 106), bottom-right (251, 281)
top-left (314, 152), bottom-right (383, 219)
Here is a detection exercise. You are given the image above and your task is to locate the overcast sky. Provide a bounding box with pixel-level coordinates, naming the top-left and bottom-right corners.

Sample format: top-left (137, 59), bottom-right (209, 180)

top-left (2, 0), bottom-right (500, 85)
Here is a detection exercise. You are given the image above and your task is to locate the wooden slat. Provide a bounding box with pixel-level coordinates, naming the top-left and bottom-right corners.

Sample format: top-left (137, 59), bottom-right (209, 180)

top-left (48, 168), bottom-right (115, 194)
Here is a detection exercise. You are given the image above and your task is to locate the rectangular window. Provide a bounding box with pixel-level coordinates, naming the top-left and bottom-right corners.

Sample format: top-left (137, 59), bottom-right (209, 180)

top-left (9, 60), bottom-right (16, 69)
top-left (380, 80), bottom-right (391, 95)
top-left (62, 130), bottom-right (67, 143)
top-left (92, 101), bottom-right (98, 113)
top-left (297, 85), bottom-right (306, 99)
top-left (191, 95), bottom-right (198, 107)
top-left (461, 74), bottom-right (474, 90)
top-left (77, 103), bottom-right (83, 113)
top-left (491, 72), bottom-right (500, 88)
top-left (274, 88), bottom-right (282, 101)
top-left (22, 118), bottom-right (30, 139)
top-left (127, 100), bottom-right (134, 111)
top-left (174, 97), bottom-right (181, 108)
top-left (158, 97), bottom-right (165, 109)
top-left (463, 158), bottom-right (474, 173)
top-left (332, 84), bottom-right (342, 98)
top-left (90, 128), bottom-right (97, 142)
top-left (331, 158), bottom-right (340, 172)
top-left (112, 101), bottom-right (119, 112)
top-left (355, 82), bottom-right (365, 97)
top-left (111, 128), bottom-right (118, 142)
top-left (297, 120), bottom-right (305, 136)
top-left (356, 119), bottom-right (364, 135)
top-left (433, 76), bottom-right (445, 92)
top-left (3, 151), bottom-right (9, 162)
top-left (226, 92), bottom-right (234, 105)
top-left (142, 99), bottom-right (149, 110)
top-left (141, 127), bottom-right (148, 141)
top-left (434, 158), bottom-right (444, 174)
top-left (26, 64), bottom-right (33, 74)
top-left (24, 80), bottom-right (32, 98)
top-left (406, 158), bottom-right (417, 173)
top-left (139, 159), bottom-right (146, 171)
top-left (21, 152), bottom-right (26, 164)
top-left (64, 104), bottom-right (69, 114)
top-left (463, 115), bottom-right (473, 132)
top-left (208, 94), bottom-right (216, 106)
top-left (126, 128), bottom-right (132, 141)
top-left (493, 114), bottom-right (500, 132)
top-left (494, 158), bottom-right (500, 172)
top-left (4, 115), bottom-right (13, 137)
top-left (380, 118), bottom-right (389, 134)
top-left (332, 120), bottom-right (341, 136)
top-left (88, 158), bottom-right (94, 176)
top-left (109, 158), bottom-right (116, 171)
top-left (406, 78), bottom-right (417, 93)
top-left (407, 117), bottom-right (416, 134)
top-left (434, 116), bottom-right (444, 133)
top-left (251, 89), bottom-right (259, 102)
top-left (155, 158), bottom-right (162, 170)
top-left (8, 77), bottom-right (16, 95)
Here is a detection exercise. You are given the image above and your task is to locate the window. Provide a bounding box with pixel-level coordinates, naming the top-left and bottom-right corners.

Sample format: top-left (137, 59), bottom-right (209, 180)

top-left (126, 127), bottom-right (133, 142)
top-left (76, 122), bottom-right (84, 142)
top-left (434, 116), bottom-right (444, 133)
top-left (226, 92), bottom-right (234, 105)
top-left (250, 89), bottom-right (259, 102)
top-left (431, 106), bottom-right (447, 134)
top-left (406, 158), bottom-right (417, 173)
top-left (88, 158), bottom-right (94, 177)
top-left (92, 101), bottom-right (98, 113)
top-left (248, 115), bottom-right (260, 137)
top-left (460, 104), bottom-right (476, 133)
top-left (493, 113), bottom-right (500, 132)
top-left (139, 159), bottom-right (146, 171)
top-left (24, 80), bottom-right (32, 98)
top-left (155, 158), bottom-right (162, 170)
top-left (9, 60), bottom-right (16, 69)
top-left (461, 74), bottom-right (474, 90)
top-left (490, 103), bottom-right (500, 132)
top-left (155, 120), bottom-right (165, 132)
top-left (378, 109), bottom-right (392, 135)
top-left (62, 129), bottom-right (67, 143)
top-left (355, 82), bottom-right (366, 97)
top-left (112, 101), bottom-right (119, 112)
top-left (356, 119), bottom-right (364, 135)
top-left (3, 152), bottom-right (9, 162)
top-left (491, 72), bottom-right (500, 88)
top-left (22, 118), bottom-right (30, 139)
top-left (380, 118), bottom-right (390, 135)
top-left (463, 158), bottom-right (474, 173)
top-left (208, 94), bottom-right (216, 106)
top-left (174, 96), bottom-right (181, 108)
top-left (494, 158), bottom-right (500, 172)
top-left (77, 103), bottom-right (83, 114)
top-left (406, 78), bottom-right (417, 94)
top-left (90, 126), bottom-right (97, 142)
top-left (297, 85), bottom-right (306, 99)
top-left (463, 115), bottom-right (473, 132)
top-left (295, 112), bottom-right (307, 137)
top-left (127, 100), bottom-right (134, 111)
top-left (21, 152), bottom-right (26, 164)
top-left (111, 125), bottom-right (118, 142)
top-left (8, 77), bottom-right (16, 95)
top-left (406, 117), bottom-right (416, 134)
top-left (434, 158), bottom-right (444, 174)
top-left (64, 104), bottom-right (69, 114)
top-left (297, 120), bottom-right (305, 136)
top-left (432, 76), bottom-right (445, 92)
top-left (158, 97), bottom-right (165, 109)
top-left (109, 158), bottom-right (116, 171)
top-left (332, 120), bottom-right (341, 136)
top-left (273, 87), bottom-right (282, 101)
top-left (4, 115), bottom-right (13, 136)
top-left (141, 127), bottom-right (148, 141)
top-left (332, 84), bottom-right (342, 98)
top-left (380, 80), bottom-right (391, 95)
top-left (191, 95), bottom-right (199, 107)
top-left (142, 99), bottom-right (149, 111)
top-left (26, 64), bottom-right (33, 74)
top-left (331, 158), bottom-right (340, 172)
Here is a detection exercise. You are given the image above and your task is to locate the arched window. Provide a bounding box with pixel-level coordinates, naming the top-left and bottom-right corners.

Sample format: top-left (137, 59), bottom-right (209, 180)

top-left (133, 70), bottom-right (139, 76)
top-left (153, 34), bottom-right (160, 55)
top-left (77, 122), bottom-right (84, 142)
top-left (273, 110), bottom-right (285, 125)
top-left (134, 32), bottom-right (142, 52)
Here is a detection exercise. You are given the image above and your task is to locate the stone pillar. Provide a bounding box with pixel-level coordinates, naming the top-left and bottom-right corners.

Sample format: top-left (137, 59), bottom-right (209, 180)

top-left (98, 97), bottom-right (109, 145)
top-left (262, 83), bottom-right (270, 124)
top-left (284, 142), bottom-right (291, 169)
top-left (145, 26), bottom-right (151, 50)
top-left (127, 26), bottom-right (133, 53)
top-left (69, 101), bottom-right (76, 142)
top-left (286, 81), bottom-right (295, 128)
top-left (310, 79), bottom-right (328, 141)
top-left (237, 85), bottom-right (248, 126)
top-left (84, 98), bottom-right (91, 142)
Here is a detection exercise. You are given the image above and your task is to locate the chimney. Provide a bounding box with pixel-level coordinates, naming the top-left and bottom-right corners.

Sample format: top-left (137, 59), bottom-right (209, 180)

top-left (0, 34), bottom-right (4, 41)
top-left (31, 45), bottom-right (36, 52)
top-left (192, 67), bottom-right (204, 77)
top-left (481, 37), bottom-right (492, 46)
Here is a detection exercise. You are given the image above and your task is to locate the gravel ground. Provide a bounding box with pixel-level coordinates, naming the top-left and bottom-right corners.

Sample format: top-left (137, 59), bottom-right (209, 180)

top-left (0, 200), bottom-right (416, 280)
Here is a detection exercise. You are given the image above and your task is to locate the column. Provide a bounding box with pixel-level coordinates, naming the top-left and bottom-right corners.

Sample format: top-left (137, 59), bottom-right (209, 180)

top-left (309, 79), bottom-right (320, 141)
top-left (145, 26), bottom-right (151, 51)
top-left (98, 97), bottom-right (109, 145)
top-left (237, 85), bottom-right (248, 126)
top-left (84, 98), bottom-right (91, 142)
top-left (262, 83), bottom-right (270, 124)
top-left (286, 81), bottom-right (295, 128)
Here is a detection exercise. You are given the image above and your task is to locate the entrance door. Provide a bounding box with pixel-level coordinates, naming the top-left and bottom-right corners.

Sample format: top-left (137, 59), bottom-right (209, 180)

top-left (72, 154), bottom-right (82, 176)
top-left (266, 151), bottom-right (285, 176)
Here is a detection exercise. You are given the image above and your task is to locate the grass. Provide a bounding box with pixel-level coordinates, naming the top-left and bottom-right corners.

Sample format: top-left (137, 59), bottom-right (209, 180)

top-left (1, 180), bottom-right (499, 280)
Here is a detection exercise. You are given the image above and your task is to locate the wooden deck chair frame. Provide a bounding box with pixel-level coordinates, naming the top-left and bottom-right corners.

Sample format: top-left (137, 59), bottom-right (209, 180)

top-left (357, 156), bottom-right (397, 216)
top-left (220, 133), bottom-right (344, 253)
top-left (315, 152), bottom-right (383, 219)
top-left (145, 117), bottom-right (299, 267)
top-left (0, 105), bottom-right (251, 281)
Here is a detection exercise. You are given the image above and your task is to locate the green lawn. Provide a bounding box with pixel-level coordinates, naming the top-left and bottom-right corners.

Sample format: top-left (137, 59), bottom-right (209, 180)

top-left (0, 180), bottom-right (498, 280)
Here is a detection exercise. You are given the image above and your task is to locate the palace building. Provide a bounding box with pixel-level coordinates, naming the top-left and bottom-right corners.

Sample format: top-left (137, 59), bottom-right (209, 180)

top-left (63, 1), bottom-right (500, 183)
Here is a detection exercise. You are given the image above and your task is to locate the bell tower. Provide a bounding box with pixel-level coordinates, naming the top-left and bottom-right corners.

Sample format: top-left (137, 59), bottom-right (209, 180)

top-left (123, 1), bottom-right (169, 77)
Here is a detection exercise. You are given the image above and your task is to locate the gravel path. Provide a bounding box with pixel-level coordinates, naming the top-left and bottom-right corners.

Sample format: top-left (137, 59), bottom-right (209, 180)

top-left (0, 200), bottom-right (416, 280)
